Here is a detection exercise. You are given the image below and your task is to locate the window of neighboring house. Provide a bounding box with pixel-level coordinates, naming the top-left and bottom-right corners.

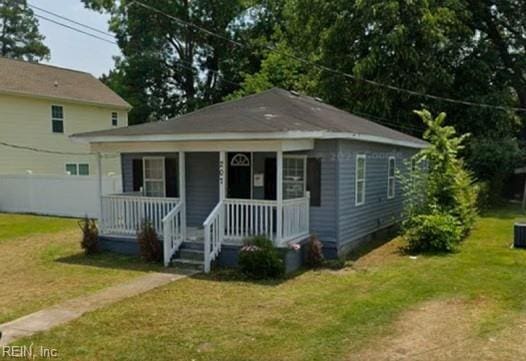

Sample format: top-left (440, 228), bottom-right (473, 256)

top-left (355, 154), bottom-right (366, 206)
top-left (143, 157), bottom-right (165, 197)
top-left (52, 105), bottom-right (64, 133)
top-left (307, 158), bottom-right (321, 207)
top-left (283, 156), bottom-right (306, 199)
top-left (112, 112), bottom-right (118, 126)
top-left (65, 163), bottom-right (89, 176)
top-left (387, 156), bottom-right (396, 199)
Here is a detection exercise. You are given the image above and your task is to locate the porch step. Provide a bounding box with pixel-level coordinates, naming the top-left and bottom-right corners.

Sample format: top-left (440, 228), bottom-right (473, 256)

top-left (172, 258), bottom-right (204, 271)
top-left (179, 249), bottom-right (205, 261)
top-left (179, 241), bottom-right (204, 250)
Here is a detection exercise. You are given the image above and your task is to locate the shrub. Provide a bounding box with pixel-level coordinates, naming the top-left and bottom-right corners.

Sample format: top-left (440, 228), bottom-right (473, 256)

top-left (78, 216), bottom-right (99, 255)
top-left (323, 258), bottom-right (346, 270)
top-left (304, 235), bottom-right (324, 268)
top-left (405, 213), bottom-right (462, 252)
top-left (401, 110), bottom-right (479, 251)
top-left (238, 236), bottom-right (285, 279)
top-left (137, 219), bottom-right (162, 263)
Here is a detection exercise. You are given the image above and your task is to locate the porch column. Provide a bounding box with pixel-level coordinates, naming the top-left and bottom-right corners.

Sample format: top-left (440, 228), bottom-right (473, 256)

top-left (219, 151), bottom-right (226, 201)
top-left (179, 151), bottom-right (186, 241)
top-left (96, 152), bottom-right (103, 228)
top-left (276, 150), bottom-right (283, 244)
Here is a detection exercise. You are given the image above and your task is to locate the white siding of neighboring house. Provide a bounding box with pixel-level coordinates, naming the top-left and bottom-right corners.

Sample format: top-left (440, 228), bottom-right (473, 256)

top-left (0, 93), bottom-right (128, 176)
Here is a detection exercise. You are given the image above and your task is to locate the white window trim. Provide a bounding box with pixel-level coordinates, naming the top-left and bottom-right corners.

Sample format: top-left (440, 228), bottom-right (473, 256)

top-left (387, 156), bottom-right (396, 199)
top-left (143, 157), bottom-right (166, 197)
top-left (283, 154), bottom-right (307, 199)
top-left (65, 162), bottom-right (89, 176)
top-left (51, 104), bottom-right (64, 134)
top-left (355, 154), bottom-right (366, 206)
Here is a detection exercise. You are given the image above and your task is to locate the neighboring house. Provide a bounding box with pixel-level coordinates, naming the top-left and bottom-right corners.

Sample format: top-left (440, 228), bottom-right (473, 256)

top-left (0, 57), bottom-right (131, 176)
top-left (72, 88), bottom-right (427, 272)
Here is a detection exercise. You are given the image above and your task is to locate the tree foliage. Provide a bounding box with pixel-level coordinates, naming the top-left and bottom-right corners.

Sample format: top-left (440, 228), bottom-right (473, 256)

top-left (401, 110), bottom-right (478, 252)
top-left (0, 0), bottom-right (49, 61)
top-left (83, 0), bottom-right (281, 124)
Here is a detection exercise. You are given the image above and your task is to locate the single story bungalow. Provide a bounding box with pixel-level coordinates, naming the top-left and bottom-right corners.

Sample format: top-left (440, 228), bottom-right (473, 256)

top-left (72, 88), bottom-right (427, 272)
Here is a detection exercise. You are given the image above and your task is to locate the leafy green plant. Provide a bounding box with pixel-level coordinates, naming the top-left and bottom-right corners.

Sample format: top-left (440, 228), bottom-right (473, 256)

top-left (401, 110), bottom-right (478, 251)
top-left (238, 236), bottom-right (285, 279)
top-left (304, 235), bottom-right (324, 268)
top-left (406, 213), bottom-right (462, 252)
top-left (137, 219), bottom-right (162, 263)
top-left (78, 217), bottom-right (99, 255)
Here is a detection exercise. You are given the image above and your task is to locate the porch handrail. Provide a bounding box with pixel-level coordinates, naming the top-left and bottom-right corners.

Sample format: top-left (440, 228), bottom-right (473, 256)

top-left (162, 201), bottom-right (186, 267)
top-left (100, 194), bottom-right (179, 236)
top-left (281, 195), bottom-right (310, 243)
top-left (203, 201), bottom-right (225, 273)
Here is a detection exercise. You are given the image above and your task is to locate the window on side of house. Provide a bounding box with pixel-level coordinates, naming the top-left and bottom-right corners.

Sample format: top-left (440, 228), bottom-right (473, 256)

top-left (307, 158), bottom-right (321, 207)
top-left (51, 105), bottom-right (64, 133)
top-left (143, 157), bottom-right (165, 197)
top-left (65, 163), bottom-right (89, 176)
top-left (65, 163), bottom-right (77, 176)
top-left (355, 154), bottom-right (366, 206)
top-left (112, 112), bottom-right (118, 126)
top-left (387, 156), bottom-right (396, 199)
top-left (283, 156), bottom-right (306, 200)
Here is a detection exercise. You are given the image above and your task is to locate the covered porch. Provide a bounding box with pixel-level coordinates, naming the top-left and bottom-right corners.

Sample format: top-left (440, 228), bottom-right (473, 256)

top-left (93, 140), bottom-right (313, 272)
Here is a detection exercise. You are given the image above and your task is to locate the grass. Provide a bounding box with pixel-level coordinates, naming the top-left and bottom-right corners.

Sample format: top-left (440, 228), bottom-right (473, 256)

top-left (0, 213), bottom-right (162, 324)
top-left (9, 206), bottom-right (526, 360)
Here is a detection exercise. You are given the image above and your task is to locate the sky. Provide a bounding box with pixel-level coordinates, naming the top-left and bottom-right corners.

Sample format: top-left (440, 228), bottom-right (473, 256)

top-left (31, 0), bottom-right (120, 77)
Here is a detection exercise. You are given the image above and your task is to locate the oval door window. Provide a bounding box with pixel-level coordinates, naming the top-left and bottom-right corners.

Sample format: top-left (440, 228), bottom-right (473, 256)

top-left (230, 153), bottom-right (250, 167)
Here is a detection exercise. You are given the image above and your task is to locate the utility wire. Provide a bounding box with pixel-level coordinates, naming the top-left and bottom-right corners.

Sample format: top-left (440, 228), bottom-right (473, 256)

top-left (129, 0), bottom-right (526, 113)
top-left (28, 2), bottom-right (115, 39)
top-left (33, 13), bottom-right (118, 45)
top-left (26, 4), bottom-right (426, 135)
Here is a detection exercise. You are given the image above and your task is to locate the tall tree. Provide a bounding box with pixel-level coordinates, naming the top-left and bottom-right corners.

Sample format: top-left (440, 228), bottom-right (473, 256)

top-left (84, 0), bottom-right (281, 124)
top-left (0, 0), bottom-right (49, 61)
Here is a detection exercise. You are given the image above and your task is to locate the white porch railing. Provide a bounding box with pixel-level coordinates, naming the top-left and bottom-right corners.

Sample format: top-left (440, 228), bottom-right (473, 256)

top-left (224, 199), bottom-right (277, 241)
top-left (203, 201), bottom-right (225, 273)
top-left (282, 196), bottom-right (310, 242)
top-left (101, 194), bottom-right (180, 236)
top-left (162, 201), bottom-right (186, 266)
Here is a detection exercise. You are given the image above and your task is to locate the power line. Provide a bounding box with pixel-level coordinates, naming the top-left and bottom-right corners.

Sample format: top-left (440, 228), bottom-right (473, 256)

top-left (0, 141), bottom-right (91, 156)
top-left (28, 2), bottom-right (115, 39)
top-left (27, 3), bottom-right (426, 134)
top-left (33, 13), bottom-right (118, 45)
top-left (128, 0), bottom-right (526, 114)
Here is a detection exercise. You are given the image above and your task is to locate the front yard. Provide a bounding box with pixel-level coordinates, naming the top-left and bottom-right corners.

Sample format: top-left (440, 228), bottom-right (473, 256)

top-left (0, 213), bottom-right (161, 324)
top-left (7, 206), bottom-right (526, 360)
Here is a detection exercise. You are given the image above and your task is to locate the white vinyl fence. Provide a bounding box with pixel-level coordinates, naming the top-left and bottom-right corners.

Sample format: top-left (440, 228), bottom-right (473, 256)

top-left (0, 174), bottom-right (121, 218)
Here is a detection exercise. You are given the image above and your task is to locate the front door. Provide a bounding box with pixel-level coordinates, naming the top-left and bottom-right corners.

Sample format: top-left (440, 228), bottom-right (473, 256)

top-left (227, 152), bottom-right (251, 199)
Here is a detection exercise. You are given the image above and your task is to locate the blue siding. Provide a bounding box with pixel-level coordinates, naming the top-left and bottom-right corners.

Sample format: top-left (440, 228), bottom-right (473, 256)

top-left (120, 152), bottom-right (219, 227)
top-left (336, 140), bottom-right (417, 251)
top-left (306, 140), bottom-right (338, 246)
top-left (185, 152), bottom-right (219, 226)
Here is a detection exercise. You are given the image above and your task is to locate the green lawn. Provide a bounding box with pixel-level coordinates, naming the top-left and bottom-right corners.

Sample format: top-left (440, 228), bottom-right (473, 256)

top-left (0, 213), bottom-right (161, 324)
top-left (11, 206), bottom-right (526, 360)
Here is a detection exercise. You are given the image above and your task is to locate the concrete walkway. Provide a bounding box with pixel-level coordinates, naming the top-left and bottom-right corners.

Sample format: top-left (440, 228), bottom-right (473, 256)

top-left (0, 269), bottom-right (196, 345)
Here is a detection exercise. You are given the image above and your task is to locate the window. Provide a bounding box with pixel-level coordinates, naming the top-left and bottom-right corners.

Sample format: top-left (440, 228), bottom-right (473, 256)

top-left (307, 158), bottom-right (321, 207)
top-left (112, 112), bottom-right (118, 126)
top-left (283, 156), bottom-right (306, 199)
top-left (355, 154), bottom-right (366, 206)
top-left (65, 163), bottom-right (89, 176)
top-left (52, 105), bottom-right (64, 133)
top-left (143, 157), bottom-right (165, 197)
top-left (387, 156), bottom-right (396, 199)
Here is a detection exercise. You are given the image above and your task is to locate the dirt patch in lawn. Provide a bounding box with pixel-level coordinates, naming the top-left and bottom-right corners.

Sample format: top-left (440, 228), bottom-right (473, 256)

top-left (350, 298), bottom-right (526, 361)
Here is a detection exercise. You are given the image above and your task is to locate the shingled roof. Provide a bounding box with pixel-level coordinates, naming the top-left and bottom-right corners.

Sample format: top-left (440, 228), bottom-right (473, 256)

top-left (0, 57), bottom-right (131, 109)
top-left (73, 88), bottom-right (426, 148)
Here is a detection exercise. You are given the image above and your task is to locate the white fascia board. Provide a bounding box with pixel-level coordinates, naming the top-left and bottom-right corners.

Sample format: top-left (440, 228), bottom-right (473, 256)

top-left (72, 130), bottom-right (427, 149)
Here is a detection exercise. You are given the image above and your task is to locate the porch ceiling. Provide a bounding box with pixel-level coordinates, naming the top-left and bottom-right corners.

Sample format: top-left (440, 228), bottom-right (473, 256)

top-left (89, 139), bottom-right (314, 153)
